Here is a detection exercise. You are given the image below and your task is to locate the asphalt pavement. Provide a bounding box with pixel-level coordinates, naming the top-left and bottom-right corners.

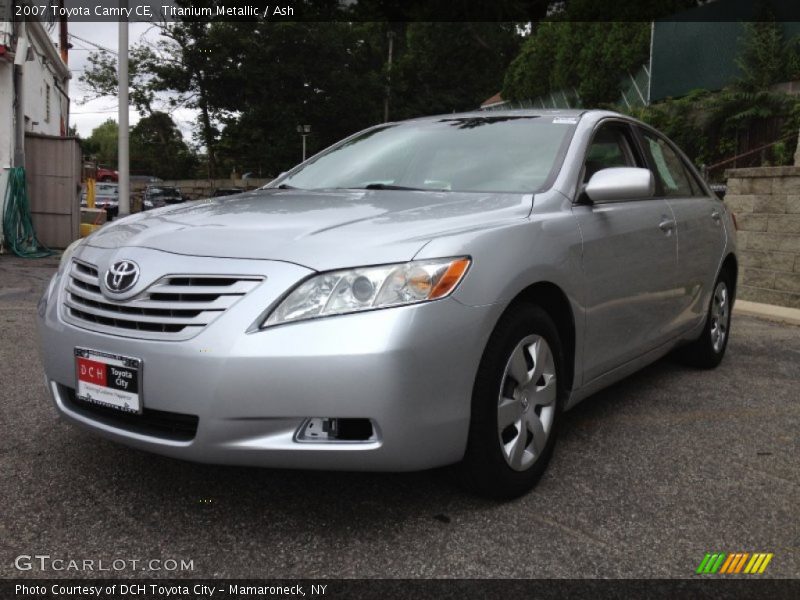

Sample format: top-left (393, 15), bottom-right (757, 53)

top-left (0, 254), bottom-right (797, 579)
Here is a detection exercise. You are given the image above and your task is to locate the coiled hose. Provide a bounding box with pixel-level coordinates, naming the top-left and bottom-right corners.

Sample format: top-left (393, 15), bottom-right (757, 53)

top-left (2, 167), bottom-right (54, 258)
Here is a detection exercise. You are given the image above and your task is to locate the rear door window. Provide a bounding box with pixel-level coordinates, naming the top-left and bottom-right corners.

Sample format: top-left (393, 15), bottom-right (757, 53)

top-left (640, 130), bottom-right (699, 197)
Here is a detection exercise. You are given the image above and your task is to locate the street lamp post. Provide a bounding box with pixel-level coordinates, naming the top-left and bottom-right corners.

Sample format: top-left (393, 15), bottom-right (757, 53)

top-left (297, 124), bottom-right (311, 162)
top-left (118, 5), bottom-right (130, 216)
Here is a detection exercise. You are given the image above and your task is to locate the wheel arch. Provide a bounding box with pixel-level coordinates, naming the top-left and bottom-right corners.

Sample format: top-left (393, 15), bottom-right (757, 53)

top-left (507, 281), bottom-right (577, 394)
top-left (720, 253), bottom-right (738, 300)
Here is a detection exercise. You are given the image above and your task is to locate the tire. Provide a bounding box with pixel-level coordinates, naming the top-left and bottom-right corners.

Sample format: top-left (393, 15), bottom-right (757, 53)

top-left (675, 269), bottom-right (733, 369)
top-left (458, 304), bottom-right (565, 499)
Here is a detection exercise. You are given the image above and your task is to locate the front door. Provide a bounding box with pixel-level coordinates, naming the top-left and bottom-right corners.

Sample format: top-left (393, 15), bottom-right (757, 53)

top-left (573, 122), bottom-right (680, 383)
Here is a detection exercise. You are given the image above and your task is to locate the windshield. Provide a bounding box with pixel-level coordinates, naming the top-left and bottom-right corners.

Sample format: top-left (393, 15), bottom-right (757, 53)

top-left (277, 115), bottom-right (576, 194)
top-left (149, 187), bottom-right (179, 196)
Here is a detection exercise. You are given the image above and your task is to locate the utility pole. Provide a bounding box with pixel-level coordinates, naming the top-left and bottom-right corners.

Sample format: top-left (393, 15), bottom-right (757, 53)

top-left (58, 0), bottom-right (68, 64)
top-left (117, 3), bottom-right (130, 216)
top-left (297, 125), bottom-right (311, 162)
top-left (383, 30), bottom-right (395, 123)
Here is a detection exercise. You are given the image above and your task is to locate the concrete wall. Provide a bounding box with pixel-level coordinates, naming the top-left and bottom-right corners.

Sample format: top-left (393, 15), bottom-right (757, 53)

top-left (725, 166), bottom-right (800, 309)
top-left (130, 178), bottom-right (272, 200)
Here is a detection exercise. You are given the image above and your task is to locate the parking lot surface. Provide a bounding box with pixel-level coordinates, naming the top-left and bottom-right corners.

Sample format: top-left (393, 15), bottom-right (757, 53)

top-left (1, 254), bottom-right (797, 578)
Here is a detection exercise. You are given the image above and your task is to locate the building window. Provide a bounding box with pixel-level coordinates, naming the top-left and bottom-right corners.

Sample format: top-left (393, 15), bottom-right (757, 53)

top-left (45, 84), bottom-right (50, 123)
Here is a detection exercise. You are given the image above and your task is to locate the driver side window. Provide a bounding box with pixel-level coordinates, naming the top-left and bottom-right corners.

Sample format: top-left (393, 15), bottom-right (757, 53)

top-left (583, 124), bottom-right (638, 183)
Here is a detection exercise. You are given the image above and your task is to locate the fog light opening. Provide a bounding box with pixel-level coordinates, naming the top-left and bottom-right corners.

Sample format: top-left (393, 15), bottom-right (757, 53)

top-left (296, 417), bottom-right (376, 442)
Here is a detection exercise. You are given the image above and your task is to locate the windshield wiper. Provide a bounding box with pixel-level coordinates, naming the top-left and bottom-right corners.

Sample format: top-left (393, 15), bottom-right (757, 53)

top-left (276, 183), bottom-right (298, 189)
top-left (359, 183), bottom-right (433, 191)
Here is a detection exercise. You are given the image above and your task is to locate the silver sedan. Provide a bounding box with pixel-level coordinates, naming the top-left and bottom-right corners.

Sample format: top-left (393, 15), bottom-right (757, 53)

top-left (37, 110), bottom-right (737, 498)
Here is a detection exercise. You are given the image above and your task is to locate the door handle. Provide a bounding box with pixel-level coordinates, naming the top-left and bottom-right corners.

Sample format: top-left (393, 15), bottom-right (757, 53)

top-left (658, 218), bottom-right (676, 233)
top-left (711, 209), bottom-right (721, 222)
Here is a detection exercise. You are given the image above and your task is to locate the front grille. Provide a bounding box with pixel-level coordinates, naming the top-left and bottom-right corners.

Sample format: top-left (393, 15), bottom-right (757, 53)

top-left (63, 387), bottom-right (198, 442)
top-left (63, 260), bottom-right (262, 340)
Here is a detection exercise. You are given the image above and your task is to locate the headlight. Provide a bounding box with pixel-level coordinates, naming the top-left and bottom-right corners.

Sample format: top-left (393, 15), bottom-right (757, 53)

top-left (58, 239), bottom-right (83, 274)
top-left (263, 257), bottom-right (471, 327)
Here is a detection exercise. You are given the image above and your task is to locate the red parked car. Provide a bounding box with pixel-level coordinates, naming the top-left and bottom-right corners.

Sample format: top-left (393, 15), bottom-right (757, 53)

top-left (96, 166), bottom-right (118, 182)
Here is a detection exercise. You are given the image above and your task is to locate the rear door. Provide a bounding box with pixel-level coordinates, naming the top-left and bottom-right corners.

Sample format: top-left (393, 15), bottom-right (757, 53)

top-left (637, 127), bottom-right (727, 332)
top-left (573, 121), bottom-right (681, 383)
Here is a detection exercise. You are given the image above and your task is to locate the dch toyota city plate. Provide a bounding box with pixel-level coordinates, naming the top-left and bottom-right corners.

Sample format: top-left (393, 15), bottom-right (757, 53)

top-left (74, 348), bottom-right (142, 414)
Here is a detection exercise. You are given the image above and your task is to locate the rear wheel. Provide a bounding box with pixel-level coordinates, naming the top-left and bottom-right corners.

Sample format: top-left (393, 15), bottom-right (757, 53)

top-left (675, 270), bottom-right (733, 369)
top-left (458, 304), bottom-right (564, 499)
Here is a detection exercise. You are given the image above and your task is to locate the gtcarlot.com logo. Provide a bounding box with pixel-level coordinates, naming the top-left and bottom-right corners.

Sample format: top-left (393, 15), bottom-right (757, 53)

top-left (696, 552), bottom-right (773, 575)
top-left (14, 554), bottom-right (194, 572)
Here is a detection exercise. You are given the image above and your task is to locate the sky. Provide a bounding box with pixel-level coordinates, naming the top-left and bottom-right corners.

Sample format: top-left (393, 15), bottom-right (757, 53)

top-left (57, 21), bottom-right (198, 141)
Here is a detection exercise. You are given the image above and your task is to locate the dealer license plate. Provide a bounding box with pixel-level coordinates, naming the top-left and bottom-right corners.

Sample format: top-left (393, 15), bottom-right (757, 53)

top-left (74, 348), bottom-right (142, 413)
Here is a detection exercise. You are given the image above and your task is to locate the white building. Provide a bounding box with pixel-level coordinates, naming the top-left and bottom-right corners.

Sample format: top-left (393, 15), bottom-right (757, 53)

top-left (1, 6), bottom-right (72, 244)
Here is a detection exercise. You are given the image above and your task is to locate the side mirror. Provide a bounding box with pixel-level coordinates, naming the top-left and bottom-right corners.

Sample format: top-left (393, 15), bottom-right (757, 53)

top-left (584, 167), bottom-right (655, 203)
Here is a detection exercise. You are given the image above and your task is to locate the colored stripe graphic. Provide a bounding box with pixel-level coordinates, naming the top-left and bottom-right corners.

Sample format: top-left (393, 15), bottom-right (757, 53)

top-left (758, 554), bottom-right (773, 573)
top-left (699, 552), bottom-right (773, 574)
top-left (710, 553), bottom-right (726, 573)
top-left (734, 553), bottom-right (749, 573)
top-left (696, 554), bottom-right (712, 574)
top-left (719, 553), bottom-right (736, 574)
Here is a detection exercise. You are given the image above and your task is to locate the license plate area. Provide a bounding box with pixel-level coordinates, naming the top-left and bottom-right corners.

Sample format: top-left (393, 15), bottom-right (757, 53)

top-left (74, 348), bottom-right (142, 414)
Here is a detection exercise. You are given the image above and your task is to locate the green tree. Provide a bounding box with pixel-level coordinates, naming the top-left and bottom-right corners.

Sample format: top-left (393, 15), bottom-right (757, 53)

top-left (130, 112), bottom-right (198, 179)
top-left (501, 1), bottom-right (702, 106)
top-left (80, 18), bottom-right (521, 176)
top-left (84, 119), bottom-right (119, 166)
top-left (503, 22), bottom-right (649, 106)
top-left (391, 22), bottom-right (521, 119)
top-left (736, 19), bottom-right (798, 91)
top-left (79, 46), bottom-right (158, 114)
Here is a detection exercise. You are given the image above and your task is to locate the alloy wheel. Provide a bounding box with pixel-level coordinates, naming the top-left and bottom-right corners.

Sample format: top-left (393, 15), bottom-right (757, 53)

top-left (710, 281), bottom-right (730, 353)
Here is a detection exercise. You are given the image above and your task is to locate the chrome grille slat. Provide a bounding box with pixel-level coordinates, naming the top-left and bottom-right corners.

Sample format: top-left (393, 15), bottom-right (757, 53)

top-left (147, 281), bottom-right (260, 295)
top-left (64, 297), bottom-right (217, 325)
top-left (63, 261), bottom-right (263, 341)
top-left (64, 283), bottom-right (241, 311)
top-left (70, 269), bottom-right (101, 286)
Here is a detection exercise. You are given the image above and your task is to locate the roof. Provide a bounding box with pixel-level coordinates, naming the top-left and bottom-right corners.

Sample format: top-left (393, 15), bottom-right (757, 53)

top-left (411, 108), bottom-right (592, 122)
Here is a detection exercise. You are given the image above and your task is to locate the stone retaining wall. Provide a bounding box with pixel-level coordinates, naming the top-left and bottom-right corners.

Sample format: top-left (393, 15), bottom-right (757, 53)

top-left (725, 166), bottom-right (800, 309)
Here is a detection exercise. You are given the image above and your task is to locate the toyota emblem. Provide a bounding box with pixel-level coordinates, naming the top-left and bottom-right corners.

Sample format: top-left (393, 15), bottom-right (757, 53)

top-left (105, 260), bottom-right (140, 293)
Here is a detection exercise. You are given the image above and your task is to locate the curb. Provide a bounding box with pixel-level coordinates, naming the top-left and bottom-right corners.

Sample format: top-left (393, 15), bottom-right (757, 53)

top-left (734, 300), bottom-right (800, 327)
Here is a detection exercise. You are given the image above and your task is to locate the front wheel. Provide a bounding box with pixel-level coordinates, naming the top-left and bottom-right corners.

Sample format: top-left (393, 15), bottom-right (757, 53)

top-left (675, 270), bottom-right (733, 369)
top-left (458, 304), bottom-right (564, 499)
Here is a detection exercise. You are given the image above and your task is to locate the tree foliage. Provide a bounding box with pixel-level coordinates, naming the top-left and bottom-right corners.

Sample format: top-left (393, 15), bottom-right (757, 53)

top-left (503, 21), bottom-right (650, 106)
top-left (130, 112), bottom-right (198, 180)
top-left (79, 20), bottom-right (520, 178)
top-left (627, 88), bottom-right (799, 179)
top-left (501, 0), bottom-right (702, 106)
top-left (83, 119), bottom-right (118, 166)
top-left (736, 18), bottom-right (800, 91)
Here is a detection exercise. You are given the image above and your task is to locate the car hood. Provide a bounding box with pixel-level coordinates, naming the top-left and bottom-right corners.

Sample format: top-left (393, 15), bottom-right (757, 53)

top-left (87, 188), bottom-right (531, 271)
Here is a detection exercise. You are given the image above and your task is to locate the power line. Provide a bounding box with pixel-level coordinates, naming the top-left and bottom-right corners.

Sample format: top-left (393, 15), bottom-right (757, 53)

top-left (68, 33), bottom-right (118, 56)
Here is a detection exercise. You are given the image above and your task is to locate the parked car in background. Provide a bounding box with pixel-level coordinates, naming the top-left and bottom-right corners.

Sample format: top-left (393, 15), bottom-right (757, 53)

top-left (80, 182), bottom-right (119, 219)
top-left (211, 187), bottom-right (245, 198)
top-left (143, 185), bottom-right (184, 209)
top-left (38, 110), bottom-right (737, 498)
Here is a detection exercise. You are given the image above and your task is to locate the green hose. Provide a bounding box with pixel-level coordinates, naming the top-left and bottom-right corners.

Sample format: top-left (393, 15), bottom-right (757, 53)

top-left (2, 167), bottom-right (54, 258)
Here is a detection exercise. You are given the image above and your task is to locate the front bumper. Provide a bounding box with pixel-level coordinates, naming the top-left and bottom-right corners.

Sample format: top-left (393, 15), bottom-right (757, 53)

top-left (37, 248), bottom-right (499, 471)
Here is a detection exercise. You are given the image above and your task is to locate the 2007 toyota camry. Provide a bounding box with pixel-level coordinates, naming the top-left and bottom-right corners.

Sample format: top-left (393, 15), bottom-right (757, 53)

top-left (37, 110), bottom-right (737, 498)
